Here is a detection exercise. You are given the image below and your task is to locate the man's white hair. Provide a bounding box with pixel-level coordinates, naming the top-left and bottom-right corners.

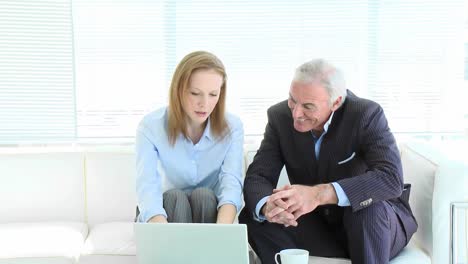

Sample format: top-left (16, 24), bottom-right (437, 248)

top-left (293, 59), bottom-right (347, 107)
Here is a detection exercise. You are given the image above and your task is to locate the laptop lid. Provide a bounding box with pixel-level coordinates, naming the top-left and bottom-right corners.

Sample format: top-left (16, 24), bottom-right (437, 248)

top-left (134, 223), bottom-right (249, 264)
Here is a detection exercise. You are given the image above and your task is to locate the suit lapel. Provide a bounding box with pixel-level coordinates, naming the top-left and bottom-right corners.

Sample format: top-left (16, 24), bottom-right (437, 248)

top-left (318, 106), bottom-right (345, 183)
top-left (317, 134), bottom-right (332, 182)
top-left (292, 129), bottom-right (317, 179)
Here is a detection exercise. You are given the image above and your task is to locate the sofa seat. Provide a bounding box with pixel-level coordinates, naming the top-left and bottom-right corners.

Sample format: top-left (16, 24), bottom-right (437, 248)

top-left (0, 222), bottom-right (87, 259)
top-left (79, 255), bottom-right (136, 264)
top-left (79, 222), bottom-right (430, 264)
top-left (79, 222), bottom-right (137, 264)
top-left (80, 244), bottom-right (432, 264)
top-left (82, 222), bottom-right (135, 256)
top-left (0, 257), bottom-right (75, 264)
top-left (307, 242), bottom-right (430, 264)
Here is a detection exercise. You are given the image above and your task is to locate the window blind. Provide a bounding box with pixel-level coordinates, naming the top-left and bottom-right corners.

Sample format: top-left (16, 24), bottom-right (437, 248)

top-left (73, 0), bottom-right (167, 138)
top-left (170, 0), bottom-right (370, 135)
top-left (0, 0), bottom-right (75, 144)
top-left (1, 0), bottom-right (465, 143)
top-left (367, 0), bottom-right (466, 133)
top-left (73, 0), bottom-right (466, 138)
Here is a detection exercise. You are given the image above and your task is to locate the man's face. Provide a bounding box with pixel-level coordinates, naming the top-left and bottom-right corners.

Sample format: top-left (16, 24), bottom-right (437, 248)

top-left (288, 81), bottom-right (341, 133)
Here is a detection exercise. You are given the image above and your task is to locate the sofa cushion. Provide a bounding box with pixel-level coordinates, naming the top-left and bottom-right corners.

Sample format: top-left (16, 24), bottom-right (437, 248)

top-left (0, 222), bottom-right (87, 259)
top-left (244, 146), bottom-right (289, 188)
top-left (85, 152), bottom-right (137, 227)
top-left (79, 222), bottom-right (430, 263)
top-left (0, 152), bottom-right (86, 222)
top-left (0, 257), bottom-right (74, 264)
top-left (78, 255), bottom-right (136, 264)
top-left (399, 143), bottom-right (437, 256)
top-left (385, 243), bottom-right (431, 263)
top-left (432, 158), bottom-right (468, 264)
top-left (307, 256), bottom-right (349, 264)
top-left (306, 243), bottom-right (429, 264)
top-left (82, 222), bottom-right (135, 255)
top-left (402, 141), bottom-right (468, 263)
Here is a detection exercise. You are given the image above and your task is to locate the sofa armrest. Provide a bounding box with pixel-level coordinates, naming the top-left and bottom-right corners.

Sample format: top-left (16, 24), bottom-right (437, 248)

top-left (451, 202), bottom-right (468, 264)
top-left (432, 158), bottom-right (468, 264)
top-left (400, 141), bottom-right (468, 264)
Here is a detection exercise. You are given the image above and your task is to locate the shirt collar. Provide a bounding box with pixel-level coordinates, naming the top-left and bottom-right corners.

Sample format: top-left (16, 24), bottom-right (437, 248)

top-left (311, 111), bottom-right (334, 138)
top-left (323, 111), bottom-right (334, 133)
top-left (201, 118), bottom-right (214, 141)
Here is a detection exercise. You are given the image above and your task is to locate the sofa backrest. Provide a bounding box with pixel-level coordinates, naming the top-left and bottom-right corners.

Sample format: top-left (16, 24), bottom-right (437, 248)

top-left (401, 141), bottom-right (468, 264)
top-left (244, 144), bottom-right (290, 188)
top-left (399, 143), bottom-right (436, 257)
top-left (0, 152), bottom-right (86, 223)
top-left (84, 151), bottom-right (137, 227)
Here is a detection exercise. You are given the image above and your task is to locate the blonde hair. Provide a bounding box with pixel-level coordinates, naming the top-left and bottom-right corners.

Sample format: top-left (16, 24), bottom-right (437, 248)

top-left (167, 51), bottom-right (228, 145)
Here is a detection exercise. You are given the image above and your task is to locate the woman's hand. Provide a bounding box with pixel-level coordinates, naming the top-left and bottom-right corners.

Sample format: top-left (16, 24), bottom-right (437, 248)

top-left (216, 204), bottom-right (237, 224)
top-left (148, 215), bottom-right (168, 223)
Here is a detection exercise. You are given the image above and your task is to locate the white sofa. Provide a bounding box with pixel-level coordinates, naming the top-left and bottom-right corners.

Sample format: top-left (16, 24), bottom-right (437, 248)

top-left (0, 141), bottom-right (466, 264)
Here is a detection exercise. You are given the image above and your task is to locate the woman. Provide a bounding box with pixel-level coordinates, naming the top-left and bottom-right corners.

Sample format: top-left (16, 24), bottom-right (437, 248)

top-left (135, 51), bottom-right (244, 224)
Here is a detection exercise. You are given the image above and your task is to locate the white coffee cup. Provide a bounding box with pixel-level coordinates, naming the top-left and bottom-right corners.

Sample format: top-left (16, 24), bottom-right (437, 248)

top-left (274, 248), bottom-right (309, 264)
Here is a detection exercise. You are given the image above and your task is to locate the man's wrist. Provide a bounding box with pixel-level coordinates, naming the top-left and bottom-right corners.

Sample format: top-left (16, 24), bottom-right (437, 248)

top-left (254, 196), bottom-right (269, 222)
top-left (318, 184), bottom-right (338, 205)
top-left (260, 204), bottom-right (266, 216)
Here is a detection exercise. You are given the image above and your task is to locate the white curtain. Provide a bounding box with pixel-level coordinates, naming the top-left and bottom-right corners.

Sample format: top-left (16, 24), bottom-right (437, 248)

top-left (73, 0), bottom-right (467, 139)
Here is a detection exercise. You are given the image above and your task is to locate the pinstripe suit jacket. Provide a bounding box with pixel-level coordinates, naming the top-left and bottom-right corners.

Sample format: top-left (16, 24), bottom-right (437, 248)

top-left (243, 90), bottom-right (417, 242)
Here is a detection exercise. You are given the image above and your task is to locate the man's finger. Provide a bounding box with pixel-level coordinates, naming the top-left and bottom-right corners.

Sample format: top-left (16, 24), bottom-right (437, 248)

top-left (271, 211), bottom-right (295, 224)
top-left (270, 189), bottom-right (293, 201)
top-left (272, 188), bottom-right (284, 194)
top-left (286, 203), bottom-right (301, 214)
top-left (292, 208), bottom-right (304, 220)
top-left (281, 217), bottom-right (298, 227)
top-left (290, 220), bottom-right (298, 227)
top-left (273, 198), bottom-right (289, 209)
top-left (267, 206), bottom-right (285, 219)
top-left (284, 219), bottom-right (298, 227)
top-left (273, 185), bottom-right (292, 193)
top-left (284, 197), bottom-right (301, 209)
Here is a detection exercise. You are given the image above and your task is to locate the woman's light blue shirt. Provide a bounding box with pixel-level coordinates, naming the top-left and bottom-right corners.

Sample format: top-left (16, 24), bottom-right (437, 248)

top-left (135, 107), bottom-right (244, 223)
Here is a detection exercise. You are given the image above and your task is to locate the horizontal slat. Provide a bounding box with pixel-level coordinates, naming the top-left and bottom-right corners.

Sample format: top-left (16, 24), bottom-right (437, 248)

top-left (0, 0), bottom-right (464, 143)
top-left (0, 0), bottom-right (75, 144)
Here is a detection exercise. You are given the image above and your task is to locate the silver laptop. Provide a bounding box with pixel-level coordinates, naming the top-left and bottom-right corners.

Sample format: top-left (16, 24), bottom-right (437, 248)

top-left (134, 223), bottom-right (249, 264)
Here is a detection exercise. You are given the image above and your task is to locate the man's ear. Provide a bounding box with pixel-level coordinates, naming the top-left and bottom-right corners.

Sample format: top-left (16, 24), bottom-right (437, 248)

top-left (331, 96), bottom-right (342, 111)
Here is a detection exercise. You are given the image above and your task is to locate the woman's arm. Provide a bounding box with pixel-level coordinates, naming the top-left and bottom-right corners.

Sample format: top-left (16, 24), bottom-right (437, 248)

top-left (135, 123), bottom-right (167, 222)
top-left (213, 115), bottom-right (244, 222)
top-left (216, 204), bottom-right (237, 224)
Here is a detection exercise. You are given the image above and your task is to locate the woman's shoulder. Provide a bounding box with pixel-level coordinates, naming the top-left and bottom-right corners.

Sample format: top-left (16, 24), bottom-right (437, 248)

top-left (225, 112), bottom-right (243, 130)
top-left (137, 107), bottom-right (168, 135)
top-left (223, 113), bottom-right (243, 141)
top-left (140, 107), bottom-right (167, 125)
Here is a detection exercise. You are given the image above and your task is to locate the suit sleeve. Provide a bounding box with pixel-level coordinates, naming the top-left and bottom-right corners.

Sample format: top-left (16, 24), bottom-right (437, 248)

top-left (243, 107), bottom-right (286, 214)
top-left (337, 104), bottom-right (403, 212)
